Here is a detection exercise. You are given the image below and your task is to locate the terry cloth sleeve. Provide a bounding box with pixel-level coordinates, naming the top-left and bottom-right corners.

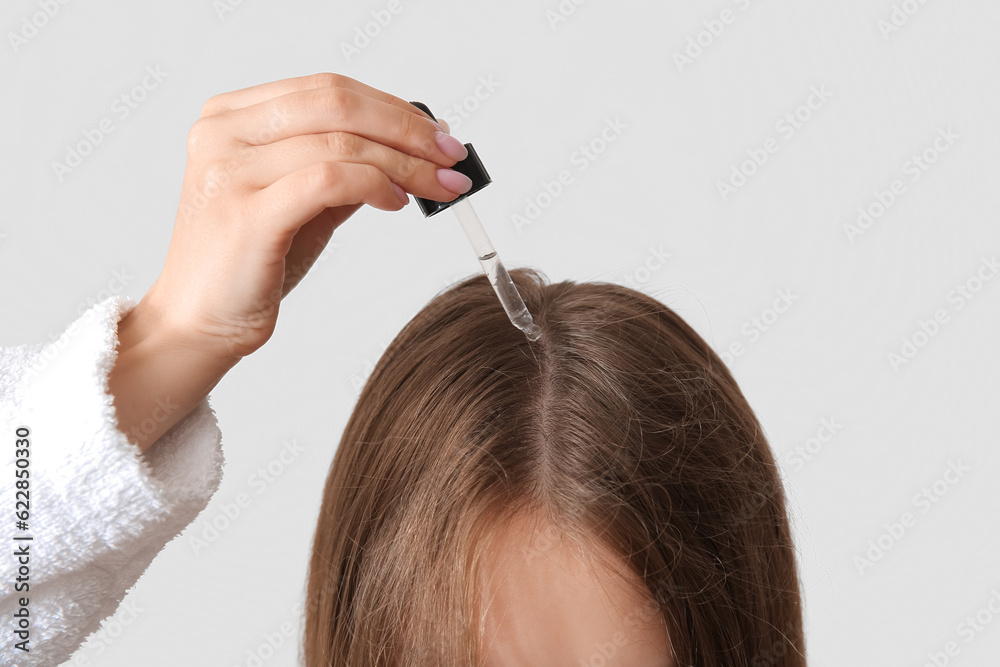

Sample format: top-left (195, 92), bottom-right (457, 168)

top-left (0, 295), bottom-right (225, 666)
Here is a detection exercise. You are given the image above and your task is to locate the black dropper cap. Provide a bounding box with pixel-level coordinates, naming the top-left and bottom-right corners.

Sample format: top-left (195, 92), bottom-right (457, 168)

top-left (410, 101), bottom-right (492, 217)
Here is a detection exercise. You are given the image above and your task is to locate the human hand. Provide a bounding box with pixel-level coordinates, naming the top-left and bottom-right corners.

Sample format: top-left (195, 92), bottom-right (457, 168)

top-left (146, 72), bottom-right (472, 360)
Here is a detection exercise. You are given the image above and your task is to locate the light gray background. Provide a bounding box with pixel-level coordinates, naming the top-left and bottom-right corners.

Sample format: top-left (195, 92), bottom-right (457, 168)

top-left (2, 1), bottom-right (999, 665)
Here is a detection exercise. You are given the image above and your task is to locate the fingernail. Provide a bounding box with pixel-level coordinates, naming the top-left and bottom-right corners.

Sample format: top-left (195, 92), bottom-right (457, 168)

top-left (437, 168), bottom-right (473, 194)
top-left (392, 182), bottom-right (409, 205)
top-left (436, 132), bottom-right (469, 162)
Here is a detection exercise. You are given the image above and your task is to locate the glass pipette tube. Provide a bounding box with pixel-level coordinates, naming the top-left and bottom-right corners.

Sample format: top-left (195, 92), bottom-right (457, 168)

top-left (450, 198), bottom-right (542, 342)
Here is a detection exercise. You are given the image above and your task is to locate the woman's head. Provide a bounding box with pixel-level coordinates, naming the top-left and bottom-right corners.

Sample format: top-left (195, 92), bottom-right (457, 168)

top-left (306, 269), bottom-right (804, 666)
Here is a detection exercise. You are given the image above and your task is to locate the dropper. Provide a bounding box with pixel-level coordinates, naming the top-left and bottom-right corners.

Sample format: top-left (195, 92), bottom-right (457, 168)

top-left (450, 198), bottom-right (542, 341)
top-left (409, 101), bottom-right (543, 342)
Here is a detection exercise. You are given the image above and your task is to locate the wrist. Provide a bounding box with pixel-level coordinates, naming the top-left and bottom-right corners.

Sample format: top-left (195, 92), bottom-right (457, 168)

top-left (110, 289), bottom-right (239, 453)
top-left (127, 282), bottom-right (244, 370)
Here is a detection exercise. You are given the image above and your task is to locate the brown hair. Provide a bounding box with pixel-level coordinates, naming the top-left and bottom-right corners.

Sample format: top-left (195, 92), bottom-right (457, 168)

top-left (305, 269), bottom-right (805, 666)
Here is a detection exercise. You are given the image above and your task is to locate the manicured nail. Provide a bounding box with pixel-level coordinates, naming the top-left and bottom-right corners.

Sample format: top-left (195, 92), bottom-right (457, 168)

top-left (436, 132), bottom-right (469, 162)
top-left (392, 182), bottom-right (409, 205)
top-left (437, 168), bottom-right (473, 194)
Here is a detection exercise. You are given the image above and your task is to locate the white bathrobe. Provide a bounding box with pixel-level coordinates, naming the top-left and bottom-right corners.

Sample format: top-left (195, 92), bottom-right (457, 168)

top-left (0, 296), bottom-right (224, 666)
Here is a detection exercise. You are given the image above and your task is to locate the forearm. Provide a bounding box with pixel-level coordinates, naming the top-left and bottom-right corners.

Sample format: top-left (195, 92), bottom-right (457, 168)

top-left (108, 294), bottom-right (239, 453)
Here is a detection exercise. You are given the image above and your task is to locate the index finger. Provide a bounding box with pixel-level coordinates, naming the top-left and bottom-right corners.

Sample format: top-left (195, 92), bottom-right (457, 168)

top-left (200, 72), bottom-right (442, 128)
